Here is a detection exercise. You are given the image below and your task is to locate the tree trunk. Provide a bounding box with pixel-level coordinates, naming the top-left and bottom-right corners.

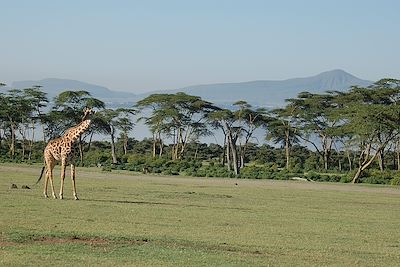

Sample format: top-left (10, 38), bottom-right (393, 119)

top-left (194, 144), bottom-right (198, 160)
top-left (152, 133), bottom-right (156, 158)
top-left (352, 143), bottom-right (386, 183)
top-left (222, 134), bottom-right (227, 166)
top-left (346, 149), bottom-right (352, 171)
top-left (172, 128), bottom-right (180, 160)
top-left (321, 136), bottom-right (333, 171)
top-left (78, 136), bottom-right (84, 165)
top-left (226, 139), bottom-right (231, 172)
top-left (42, 123), bottom-right (46, 143)
top-left (352, 167), bottom-right (363, 183)
top-left (179, 125), bottom-right (193, 160)
top-left (28, 121), bottom-right (35, 161)
top-left (227, 133), bottom-right (239, 175)
top-left (123, 134), bottom-right (128, 155)
top-left (0, 129), bottom-right (3, 150)
top-left (324, 152), bottom-right (329, 170)
top-left (86, 132), bottom-right (94, 152)
top-left (157, 132), bottom-right (163, 157)
top-left (378, 150), bottom-right (385, 171)
top-left (19, 126), bottom-right (26, 160)
top-left (110, 127), bottom-right (117, 164)
top-left (123, 140), bottom-right (128, 155)
top-left (323, 137), bottom-right (332, 170)
top-left (238, 135), bottom-right (246, 169)
top-left (397, 147), bottom-right (400, 171)
top-left (231, 142), bottom-right (239, 175)
top-left (285, 130), bottom-right (290, 170)
top-left (10, 122), bottom-right (16, 159)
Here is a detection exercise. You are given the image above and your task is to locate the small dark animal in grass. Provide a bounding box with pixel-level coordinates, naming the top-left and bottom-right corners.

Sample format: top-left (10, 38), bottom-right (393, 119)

top-left (10, 184), bottom-right (18, 189)
top-left (22, 185), bottom-right (31, 189)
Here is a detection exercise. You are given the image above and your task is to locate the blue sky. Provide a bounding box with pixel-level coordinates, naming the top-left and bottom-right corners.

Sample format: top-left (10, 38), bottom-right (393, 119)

top-left (1, 0), bottom-right (399, 93)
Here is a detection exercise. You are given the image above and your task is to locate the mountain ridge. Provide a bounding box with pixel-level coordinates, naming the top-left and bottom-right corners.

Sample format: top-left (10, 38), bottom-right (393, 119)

top-left (3, 69), bottom-right (373, 107)
top-left (9, 78), bottom-right (136, 105)
top-left (155, 69), bottom-right (372, 107)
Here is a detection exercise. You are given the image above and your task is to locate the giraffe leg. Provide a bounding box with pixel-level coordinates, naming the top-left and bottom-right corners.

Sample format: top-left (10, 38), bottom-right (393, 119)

top-left (44, 169), bottom-right (49, 198)
top-left (71, 164), bottom-right (79, 200)
top-left (48, 161), bottom-right (57, 199)
top-left (59, 158), bottom-right (67, 199)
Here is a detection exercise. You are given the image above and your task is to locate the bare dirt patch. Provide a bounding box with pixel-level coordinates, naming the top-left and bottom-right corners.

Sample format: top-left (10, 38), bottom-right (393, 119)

top-left (0, 241), bottom-right (19, 247)
top-left (0, 235), bottom-right (150, 247)
top-left (33, 236), bottom-right (109, 246)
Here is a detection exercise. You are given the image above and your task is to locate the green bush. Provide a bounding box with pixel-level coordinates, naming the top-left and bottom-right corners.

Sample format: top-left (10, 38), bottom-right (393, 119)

top-left (291, 163), bottom-right (303, 174)
top-left (360, 170), bottom-right (393, 185)
top-left (391, 175), bottom-right (400, 186)
top-left (338, 170), bottom-right (400, 184)
top-left (275, 169), bottom-right (291, 180)
top-left (90, 152), bottom-right (398, 185)
top-left (102, 166), bottom-right (112, 172)
top-left (240, 165), bottom-right (276, 179)
top-left (340, 175), bottom-right (353, 183)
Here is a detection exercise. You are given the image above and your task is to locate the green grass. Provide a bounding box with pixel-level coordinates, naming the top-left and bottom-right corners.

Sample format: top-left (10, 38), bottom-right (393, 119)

top-left (1, 163), bottom-right (400, 266)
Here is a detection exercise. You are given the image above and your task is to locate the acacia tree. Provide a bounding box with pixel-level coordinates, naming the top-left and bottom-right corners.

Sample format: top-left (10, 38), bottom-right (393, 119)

top-left (267, 104), bottom-right (300, 170)
top-left (136, 96), bottom-right (168, 158)
top-left (288, 92), bottom-right (340, 170)
top-left (118, 116), bottom-right (135, 155)
top-left (136, 93), bottom-right (218, 160)
top-left (337, 79), bottom-right (400, 183)
top-left (208, 109), bottom-right (241, 175)
top-left (0, 89), bottom-right (34, 158)
top-left (0, 85), bottom-right (47, 159)
top-left (22, 86), bottom-right (48, 159)
top-left (95, 108), bottom-right (135, 163)
top-left (233, 101), bottom-right (268, 168)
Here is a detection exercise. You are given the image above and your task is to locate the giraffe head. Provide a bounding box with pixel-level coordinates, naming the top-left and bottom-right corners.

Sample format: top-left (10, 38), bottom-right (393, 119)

top-left (82, 108), bottom-right (96, 121)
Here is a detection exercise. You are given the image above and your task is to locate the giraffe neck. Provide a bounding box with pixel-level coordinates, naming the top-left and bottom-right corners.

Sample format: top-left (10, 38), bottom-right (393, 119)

top-left (63, 119), bottom-right (92, 143)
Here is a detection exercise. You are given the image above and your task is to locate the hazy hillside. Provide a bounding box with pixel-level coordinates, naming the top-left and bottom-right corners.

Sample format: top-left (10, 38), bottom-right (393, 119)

top-left (9, 78), bottom-right (137, 106)
top-left (3, 70), bottom-right (372, 108)
top-left (147, 69), bottom-right (372, 107)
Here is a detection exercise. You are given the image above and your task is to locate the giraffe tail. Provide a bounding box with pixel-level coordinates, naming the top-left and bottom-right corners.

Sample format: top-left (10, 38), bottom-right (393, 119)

top-left (35, 166), bottom-right (46, 185)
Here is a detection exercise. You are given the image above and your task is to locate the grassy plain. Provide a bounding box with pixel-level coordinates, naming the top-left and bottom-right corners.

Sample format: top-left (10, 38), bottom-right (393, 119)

top-left (1, 163), bottom-right (399, 266)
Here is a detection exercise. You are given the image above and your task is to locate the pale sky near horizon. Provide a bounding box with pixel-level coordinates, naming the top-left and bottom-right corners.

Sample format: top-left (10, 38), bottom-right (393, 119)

top-left (1, 0), bottom-right (399, 93)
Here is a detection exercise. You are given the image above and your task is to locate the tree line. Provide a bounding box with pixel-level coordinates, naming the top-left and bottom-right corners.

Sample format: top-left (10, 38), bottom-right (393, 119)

top-left (1, 79), bottom-right (399, 184)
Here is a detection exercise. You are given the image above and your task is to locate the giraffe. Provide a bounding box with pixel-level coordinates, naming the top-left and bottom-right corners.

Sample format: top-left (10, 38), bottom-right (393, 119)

top-left (37, 108), bottom-right (95, 200)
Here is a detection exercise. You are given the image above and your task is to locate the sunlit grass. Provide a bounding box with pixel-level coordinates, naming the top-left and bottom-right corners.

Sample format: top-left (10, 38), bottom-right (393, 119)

top-left (1, 164), bottom-right (399, 266)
